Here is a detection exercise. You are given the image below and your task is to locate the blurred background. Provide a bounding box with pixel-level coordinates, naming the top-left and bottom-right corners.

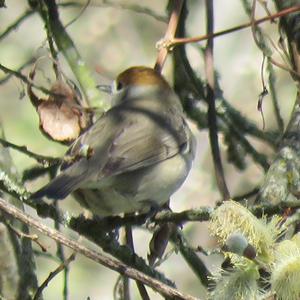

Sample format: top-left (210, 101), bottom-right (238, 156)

top-left (0, 1), bottom-right (296, 299)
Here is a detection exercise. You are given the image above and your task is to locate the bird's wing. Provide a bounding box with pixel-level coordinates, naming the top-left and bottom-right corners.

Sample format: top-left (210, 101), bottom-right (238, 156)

top-left (32, 113), bottom-right (114, 200)
top-left (31, 103), bottom-right (190, 200)
top-left (100, 105), bottom-right (189, 176)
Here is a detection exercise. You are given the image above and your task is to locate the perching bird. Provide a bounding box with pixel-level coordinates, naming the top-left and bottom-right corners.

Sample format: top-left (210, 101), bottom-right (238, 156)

top-left (32, 66), bottom-right (196, 216)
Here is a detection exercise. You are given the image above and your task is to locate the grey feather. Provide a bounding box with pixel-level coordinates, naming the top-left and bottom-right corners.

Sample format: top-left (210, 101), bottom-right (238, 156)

top-left (31, 172), bottom-right (86, 200)
top-left (31, 67), bottom-right (195, 214)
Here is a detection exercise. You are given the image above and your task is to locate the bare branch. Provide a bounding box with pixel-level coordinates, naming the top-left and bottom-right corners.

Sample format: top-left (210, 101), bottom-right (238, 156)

top-left (0, 197), bottom-right (199, 300)
top-left (33, 253), bottom-right (76, 300)
top-left (169, 5), bottom-right (300, 48)
top-left (204, 0), bottom-right (230, 201)
top-left (0, 9), bottom-right (35, 41)
top-left (154, 0), bottom-right (184, 73)
top-left (0, 63), bottom-right (56, 95)
top-left (0, 138), bottom-right (61, 167)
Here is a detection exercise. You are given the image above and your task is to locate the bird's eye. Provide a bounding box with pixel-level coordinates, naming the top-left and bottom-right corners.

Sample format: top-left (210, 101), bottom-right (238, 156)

top-left (116, 81), bottom-right (123, 91)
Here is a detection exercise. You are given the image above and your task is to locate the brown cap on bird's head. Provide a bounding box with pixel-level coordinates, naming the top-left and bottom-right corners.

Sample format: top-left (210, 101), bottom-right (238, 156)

top-left (115, 66), bottom-right (171, 90)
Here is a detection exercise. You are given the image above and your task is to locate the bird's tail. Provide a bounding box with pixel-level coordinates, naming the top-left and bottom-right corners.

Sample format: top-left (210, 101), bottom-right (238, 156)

top-left (31, 173), bottom-right (85, 200)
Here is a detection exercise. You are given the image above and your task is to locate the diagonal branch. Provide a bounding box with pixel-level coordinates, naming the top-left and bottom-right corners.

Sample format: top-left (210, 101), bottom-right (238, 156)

top-left (0, 197), bottom-right (199, 300)
top-left (154, 0), bottom-right (184, 73)
top-left (169, 5), bottom-right (300, 48)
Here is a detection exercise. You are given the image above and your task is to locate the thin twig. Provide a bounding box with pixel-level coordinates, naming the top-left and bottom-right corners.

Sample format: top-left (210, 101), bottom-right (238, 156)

top-left (0, 9), bottom-right (35, 41)
top-left (0, 63), bottom-right (57, 96)
top-left (65, 0), bottom-right (91, 28)
top-left (6, 222), bottom-right (47, 252)
top-left (204, 0), bottom-right (230, 201)
top-left (33, 253), bottom-right (76, 300)
top-left (173, 28), bottom-right (278, 148)
top-left (54, 201), bottom-right (69, 300)
top-left (62, 1), bottom-right (167, 23)
top-left (233, 187), bottom-right (260, 201)
top-left (0, 197), bottom-right (199, 300)
top-left (169, 5), bottom-right (300, 47)
top-left (170, 2), bottom-right (300, 80)
top-left (250, 0), bottom-right (299, 77)
top-left (60, 1), bottom-right (166, 23)
top-left (37, 1), bottom-right (60, 79)
top-left (223, 114), bottom-right (270, 171)
top-left (154, 0), bottom-right (184, 73)
top-left (33, 249), bottom-right (61, 262)
top-left (267, 59), bottom-right (284, 132)
top-left (257, 54), bottom-right (267, 130)
top-left (0, 138), bottom-right (61, 167)
top-left (37, 0), bottom-right (104, 108)
top-left (114, 275), bottom-right (127, 300)
top-left (125, 225), bottom-right (150, 300)
top-left (0, 58), bottom-right (36, 85)
top-left (121, 226), bottom-right (131, 300)
top-left (171, 228), bottom-right (212, 287)
top-left (100, 0), bottom-right (167, 22)
top-left (243, 0), bottom-right (285, 133)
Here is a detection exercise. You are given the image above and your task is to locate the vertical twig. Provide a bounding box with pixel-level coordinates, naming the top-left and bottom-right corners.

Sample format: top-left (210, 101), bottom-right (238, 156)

top-left (32, 0), bottom-right (104, 109)
top-left (242, 0), bottom-right (285, 133)
top-left (204, 0), bottom-right (230, 201)
top-left (257, 54), bottom-right (267, 130)
top-left (171, 228), bottom-right (212, 287)
top-left (54, 201), bottom-right (69, 300)
top-left (154, 0), bottom-right (184, 73)
top-left (274, 0), bottom-right (300, 77)
top-left (121, 227), bottom-right (131, 300)
top-left (37, 1), bottom-right (60, 78)
top-left (267, 61), bottom-right (285, 132)
top-left (125, 225), bottom-right (150, 300)
top-left (249, 0), bottom-right (297, 75)
top-left (33, 253), bottom-right (75, 300)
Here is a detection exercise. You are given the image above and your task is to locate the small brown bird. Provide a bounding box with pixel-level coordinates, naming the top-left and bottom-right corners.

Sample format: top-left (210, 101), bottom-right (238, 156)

top-left (32, 66), bottom-right (196, 216)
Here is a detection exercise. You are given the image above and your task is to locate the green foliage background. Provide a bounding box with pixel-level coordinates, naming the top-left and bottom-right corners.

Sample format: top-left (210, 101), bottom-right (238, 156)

top-left (0, 1), bottom-right (296, 299)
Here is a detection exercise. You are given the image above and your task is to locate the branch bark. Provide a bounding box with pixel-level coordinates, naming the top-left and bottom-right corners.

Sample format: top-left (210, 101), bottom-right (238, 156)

top-left (0, 197), bottom-right (199, 300)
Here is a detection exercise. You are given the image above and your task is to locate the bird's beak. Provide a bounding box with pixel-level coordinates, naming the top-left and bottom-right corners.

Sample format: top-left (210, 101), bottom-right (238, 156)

top-left (97, 84), bottom-right (112, 94)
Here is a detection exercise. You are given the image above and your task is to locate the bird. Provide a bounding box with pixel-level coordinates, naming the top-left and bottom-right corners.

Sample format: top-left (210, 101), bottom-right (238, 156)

top-left (31, 66), bottom-right (196, 216)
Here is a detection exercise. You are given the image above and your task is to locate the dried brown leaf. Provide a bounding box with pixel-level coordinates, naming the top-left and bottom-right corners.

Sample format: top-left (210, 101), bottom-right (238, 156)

top-left (148, 223), bottom-right (175, 266)
top-left (28, 69), bottom-right (93, 144)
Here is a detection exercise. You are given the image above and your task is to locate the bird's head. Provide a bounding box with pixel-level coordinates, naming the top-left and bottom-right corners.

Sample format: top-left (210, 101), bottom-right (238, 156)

top-left (114, 66), bottom-right (170, 91)
top-left (98, 66), bottom-right (173, 106)
top-left (112, 66), bottom-right (172, 105)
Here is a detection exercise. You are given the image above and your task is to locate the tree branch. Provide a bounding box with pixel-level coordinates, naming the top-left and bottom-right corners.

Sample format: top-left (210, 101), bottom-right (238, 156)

top-left (0, 197), bottom-right (199, 300)
top-left (154, 0), bottom-right (184, 73)
top-left (204, 0), bottom-right (230, 200)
